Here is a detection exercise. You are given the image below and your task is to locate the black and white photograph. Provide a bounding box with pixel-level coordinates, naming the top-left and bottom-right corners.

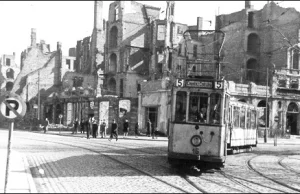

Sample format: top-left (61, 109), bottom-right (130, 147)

top-left (0, 1), bottom-right (300, 193)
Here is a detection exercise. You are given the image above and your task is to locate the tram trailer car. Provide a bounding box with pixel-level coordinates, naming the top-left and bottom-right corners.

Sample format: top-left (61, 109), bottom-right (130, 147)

top-left (167, 79), bottom-right (258, 168)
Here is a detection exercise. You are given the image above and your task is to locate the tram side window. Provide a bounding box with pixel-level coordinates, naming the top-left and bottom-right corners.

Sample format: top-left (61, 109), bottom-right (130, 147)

top-left (175, 91), bottom-right (187, 122)
top-left (188, 92), bottom-right (208, 123)
top-left (251, 110), bottom-right (257, 129)
top-left (224, 94), bottom-right (230, 124)
top-left (247, 109), bottom-right (251, 129)
top-left (240, 107), bottom-right (246, 129)
top-left (210, 93), bottom-right (221, 124)
top-left (233, 106), bottom-right (240, 128)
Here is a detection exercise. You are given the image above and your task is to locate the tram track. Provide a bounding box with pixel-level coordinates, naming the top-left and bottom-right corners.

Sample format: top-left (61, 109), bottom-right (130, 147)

top-left (20, 135), bottom-right (207, 193)
top-left (278, 157), bottom-right (300, 175)
top-left (246, 155), bottom-right (300, 193)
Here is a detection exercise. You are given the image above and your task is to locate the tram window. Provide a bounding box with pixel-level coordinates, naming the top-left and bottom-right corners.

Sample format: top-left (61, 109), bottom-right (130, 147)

top-left (210, 93), bottom-right (221, 124)
top-left (175, 91), bottom-right (187, 122)
top-left (188, 92), bottom-right (208, 123)
top-left (247, 109), bottom-right (251, 129)
top-left (224, 95), bottom-right (230, 124)
top-left (233, 106), bottom-right (240, 128)
top-left (240, 107), bottom-right (246, 128)
top-left (251, 110), bottom-right (257, 129)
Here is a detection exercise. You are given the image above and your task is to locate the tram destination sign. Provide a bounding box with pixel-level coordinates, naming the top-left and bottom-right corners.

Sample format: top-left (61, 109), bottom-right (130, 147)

top-left (186, 80), bottom-right (212, 88)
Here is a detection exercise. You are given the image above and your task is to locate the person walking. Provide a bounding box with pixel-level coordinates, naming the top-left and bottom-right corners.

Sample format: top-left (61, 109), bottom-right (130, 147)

top-left (92, 117), bottom-right (98, 138)
top-left (85, 118), bottom-right (90, 139)
top-left (134, 122), bottom-right (140, 138)
top-left (123, 119), bottom-right (129, 138)
top-left (100, 120), bottom-right (107, 138)
top-left (147, 119), bottom-right (152, 137)
top-left (108, 119), bottom-right (118, 141)
top-left (80, 119), bottom-right (85, 133)
top-left (41, 118), bottom-right (49, 133)
top-left (72, 118), bottom-right (79, 134)
top-left (89, 117), bottom-right (93, 136)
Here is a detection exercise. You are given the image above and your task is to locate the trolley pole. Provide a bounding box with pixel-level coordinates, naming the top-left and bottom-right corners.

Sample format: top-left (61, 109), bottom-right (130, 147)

top-left (4, 121), bottom-right (14, 193)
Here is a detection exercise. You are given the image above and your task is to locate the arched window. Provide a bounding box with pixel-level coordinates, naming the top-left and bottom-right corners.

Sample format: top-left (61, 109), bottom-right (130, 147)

top-left (6, 68), bottom-right (14, 79)
top-left (5, 82), bottom-right (13, 91)
top-left (246, 58), bottom-right (258, 83)
top-left (108, 78), bottom-right (116, 95)
top-left (287, 102), bottom-right (299, 113)
top-left (110, 26), bottom-right (118, 48)
top-left (109, 53), bottom-right (117, 73)
top-left (257, 100), bottom-right (269, 127)
top-left (288, 47), bottom-right (299, 70)
top-left (247, 33), bottom-right (260, 54)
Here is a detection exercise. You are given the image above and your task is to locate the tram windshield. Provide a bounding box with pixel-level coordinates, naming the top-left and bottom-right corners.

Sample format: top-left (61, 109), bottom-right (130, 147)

top-left (175, 91), bottom-right (222, 124)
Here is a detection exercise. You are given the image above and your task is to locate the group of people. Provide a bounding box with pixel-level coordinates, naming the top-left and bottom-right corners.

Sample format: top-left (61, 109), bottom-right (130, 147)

top-left (72, 117), bottom-right (107, 139)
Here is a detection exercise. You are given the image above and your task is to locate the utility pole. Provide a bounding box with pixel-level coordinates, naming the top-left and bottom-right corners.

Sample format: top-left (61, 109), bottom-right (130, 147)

top-left (38, 70), bottom-right (40, 121)
top-left (265, 65), bottom-right (268, 143)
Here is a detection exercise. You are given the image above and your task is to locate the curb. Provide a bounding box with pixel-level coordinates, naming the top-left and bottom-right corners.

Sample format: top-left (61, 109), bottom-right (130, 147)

top-left (22, 154), bottom-right (37, 193)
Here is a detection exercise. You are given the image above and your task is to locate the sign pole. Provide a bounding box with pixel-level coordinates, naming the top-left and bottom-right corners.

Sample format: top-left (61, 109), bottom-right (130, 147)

top-left (4, 121), bottom-right (14, 193)
top-left (59, 118), bottom-right (62, 134)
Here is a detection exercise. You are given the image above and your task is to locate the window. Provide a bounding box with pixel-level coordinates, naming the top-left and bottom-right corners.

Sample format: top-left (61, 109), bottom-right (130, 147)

top-left (157, 25), bottom-right (165, 41)
top-left (224, 95), bottom-right (230, 124)
top-left (293, 50), bottom-right (299, 69)
top-left (248, 12), bottom-right (254, 28)
top-left (247, 109), bottom-right (251, 129)
top-left (210, 93), bottom-right (221, 124)
top-left (120, 79), bottom-right (123, 98)
top-left (251, 110), bottom-right (256, 129)
top-left (168, 53), bottom-right (172, 70)
top-left (278, 80), bottom-right (286, 88)
top-left (178, 44), bottom-right (182, 55)
top-left (110, 27), bottom-right (118, 48)
top-left (177, 26), bottom-right (183, 34)
top-left (240, 107), bottom-right (246, 128)
top-left (66, 59), bottom-right (71, 69)
top-left (6, 68), bottom-right (14, 79)
top-left (6, 58), bottom-right (11, 66)
top-left (175, 91), bottom-right (187, 122)
top-left (233, 106), bottom-right (240, 128)
top-left (247, 33), bottom-right (260, 54)
top-left (188, 92), bottom-right (208, 123)
top-left (157, 63), bottom-right (163, 74)
top-left (193, 45), bottom-right (197, 58)
top-left (114, 5), bottom-right (119, 21)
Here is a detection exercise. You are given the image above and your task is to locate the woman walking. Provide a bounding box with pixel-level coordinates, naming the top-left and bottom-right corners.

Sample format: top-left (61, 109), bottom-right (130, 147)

top-left (92, 117), bottom-right (98, 138)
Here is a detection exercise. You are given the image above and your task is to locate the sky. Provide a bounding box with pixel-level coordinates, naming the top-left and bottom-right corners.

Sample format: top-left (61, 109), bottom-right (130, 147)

top-left (1, 1), bottom-right (300, 67)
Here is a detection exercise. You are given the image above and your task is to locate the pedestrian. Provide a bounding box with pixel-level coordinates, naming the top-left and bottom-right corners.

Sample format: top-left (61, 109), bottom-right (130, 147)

top-left (147, 119), bottom-right (152, 137)
top-left (108, 119), bottom-right (118, 141)
top-left (100, 119), bottom-right (107, 138)
top-left (123, 119), bottom-right (129, 138)
top-left (89, 117), bottom-right (93, 136)
top-left (85, 118), bottom-right (90, 139)
top-left (41, 118), bottom-right (49, 133)
top-left (134, 122), bottom-right (140, 138)
top-left (72, 118), bottom-right (79, 134)
top-left (80, 119), bottom-right (85, 133)
top-left (92, 117), bottom-right (98, 138)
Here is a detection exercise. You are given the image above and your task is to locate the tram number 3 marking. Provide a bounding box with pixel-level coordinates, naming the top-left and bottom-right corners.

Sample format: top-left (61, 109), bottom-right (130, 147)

top-left (192, 147), bottom-right (200, 155)
top-left (215, 81), bottom-right (223, 89)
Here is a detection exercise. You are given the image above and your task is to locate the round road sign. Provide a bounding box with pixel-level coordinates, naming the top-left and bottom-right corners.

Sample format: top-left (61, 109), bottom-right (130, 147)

top-left (0, 93), bottom-right (27, 120)
top-left (59, 114), bottom-right (63, 119)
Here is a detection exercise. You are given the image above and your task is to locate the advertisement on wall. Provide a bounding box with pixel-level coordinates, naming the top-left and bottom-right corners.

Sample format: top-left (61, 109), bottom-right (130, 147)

top-left (119, 99), bottom-right (131, 118)
top-left (99, 101), bottom-right (109, 124)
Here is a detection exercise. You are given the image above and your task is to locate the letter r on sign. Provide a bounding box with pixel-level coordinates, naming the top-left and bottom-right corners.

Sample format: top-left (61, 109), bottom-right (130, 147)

top-left (5, 100), bottom-right (19, 116)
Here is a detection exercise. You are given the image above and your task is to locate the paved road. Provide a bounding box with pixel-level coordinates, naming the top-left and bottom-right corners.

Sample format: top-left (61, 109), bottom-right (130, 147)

top-left (1, 130), bottom-right (300, 193)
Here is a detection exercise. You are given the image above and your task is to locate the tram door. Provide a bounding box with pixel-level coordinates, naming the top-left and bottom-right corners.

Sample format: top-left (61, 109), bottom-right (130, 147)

top-left (146, 107), bottom-right (158, 130)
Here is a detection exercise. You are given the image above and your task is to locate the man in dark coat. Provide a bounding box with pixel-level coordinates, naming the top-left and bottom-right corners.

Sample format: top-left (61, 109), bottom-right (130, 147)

top-left (108, 119), bottom-right (118, 141)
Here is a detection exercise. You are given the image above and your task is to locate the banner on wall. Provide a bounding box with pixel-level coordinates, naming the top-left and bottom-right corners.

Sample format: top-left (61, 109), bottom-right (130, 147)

top-left (119, 99), bottom-right (131, 118)
top-left (99, 101), bottom-right (109, 124)
top-left (67, 103), bottom-right (73, 125)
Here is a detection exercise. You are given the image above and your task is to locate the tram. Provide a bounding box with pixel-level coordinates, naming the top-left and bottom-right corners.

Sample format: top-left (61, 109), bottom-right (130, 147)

top-left (167, 77), bottom-right (258, 169)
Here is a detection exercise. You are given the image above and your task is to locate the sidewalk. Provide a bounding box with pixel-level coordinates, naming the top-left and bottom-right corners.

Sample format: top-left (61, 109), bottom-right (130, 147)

top-left (31, 130), bottom-right (169, 141)
top-left (0, 150), bottom-right (37, 193)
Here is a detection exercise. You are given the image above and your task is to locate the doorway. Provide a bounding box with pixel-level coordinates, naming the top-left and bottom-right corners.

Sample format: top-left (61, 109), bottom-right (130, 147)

top-left (146, 107), bottom-right (158, 130)
top-left (287, 102), bottom-right (299, 135)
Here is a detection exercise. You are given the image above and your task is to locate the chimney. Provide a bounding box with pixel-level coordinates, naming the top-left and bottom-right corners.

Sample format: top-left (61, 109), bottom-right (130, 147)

top-left (197, 17), bottom-right (203, 38)
top-left (31, 28), bottom-right (36, 47)
top-left (57, 42), bottom-right (62, 51)
top-left (94, 1), bottom-right (103, 30)
top-left (13, 52), bottom-right (15, 56)
top-left (245, 1), bottom-right (251, 9)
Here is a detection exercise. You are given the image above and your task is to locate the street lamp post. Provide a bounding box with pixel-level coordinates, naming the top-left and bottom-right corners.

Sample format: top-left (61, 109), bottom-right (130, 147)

top-left (37, 70), bottom-right (41, 121)
top-left (265, 65), bottom-right (268, 143)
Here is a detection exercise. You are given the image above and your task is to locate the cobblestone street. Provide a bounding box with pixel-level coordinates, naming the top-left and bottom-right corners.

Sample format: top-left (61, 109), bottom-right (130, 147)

top-left (1, 130), bottom-right (300, 193)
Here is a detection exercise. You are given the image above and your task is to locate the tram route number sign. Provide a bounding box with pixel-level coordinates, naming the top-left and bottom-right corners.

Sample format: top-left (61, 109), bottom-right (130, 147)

top-left (0, 93), bottom-right (27, 120)
top-left (176, 79), bottom-right (224, 89)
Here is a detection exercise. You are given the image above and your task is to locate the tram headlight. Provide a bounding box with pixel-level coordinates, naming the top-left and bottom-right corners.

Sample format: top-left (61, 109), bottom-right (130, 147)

top-left (190, 135), bottom-right (202, 147)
